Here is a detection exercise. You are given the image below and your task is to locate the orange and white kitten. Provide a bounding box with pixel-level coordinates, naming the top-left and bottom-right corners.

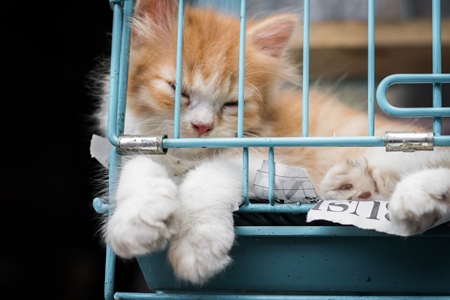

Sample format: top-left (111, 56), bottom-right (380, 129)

top-left (95, 0), bottom-right (299, 285)
top-left (94, 0), bottom-right (450, 285)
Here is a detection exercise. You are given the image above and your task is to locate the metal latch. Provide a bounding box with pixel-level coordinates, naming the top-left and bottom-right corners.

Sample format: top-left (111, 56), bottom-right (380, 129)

top-left (118, 135), bottom-right (168, 155)
top-left (385, 131), bottom-right (434, 152)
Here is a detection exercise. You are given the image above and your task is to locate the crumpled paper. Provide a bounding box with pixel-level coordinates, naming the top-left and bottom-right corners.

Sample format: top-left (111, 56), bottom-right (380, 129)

top-left (253, 160), bottom-right (320, 204)
top-left (90, 134), bottom-right (112, 168)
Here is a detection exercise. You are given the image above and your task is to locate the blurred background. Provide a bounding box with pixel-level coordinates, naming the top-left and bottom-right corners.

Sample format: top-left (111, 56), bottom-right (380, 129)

top-left (3, 1), bottom-right (448, 299)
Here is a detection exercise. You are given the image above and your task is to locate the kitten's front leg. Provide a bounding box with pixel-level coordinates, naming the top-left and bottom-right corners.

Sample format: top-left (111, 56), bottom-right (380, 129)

top-left (389, 168), bottom-right (450, 236)
top-left (320, 157), bottom-right (395, 200)
top-left (105, 156), bottom-right (179, 258)
top-left (168, 159), bottom-right (243, 285)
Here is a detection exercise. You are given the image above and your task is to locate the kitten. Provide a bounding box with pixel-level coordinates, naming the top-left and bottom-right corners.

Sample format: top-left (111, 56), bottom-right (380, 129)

top-left (93, 0), bottom-right (450, 285)
top-left (94, 0), bottom-right (300, 285)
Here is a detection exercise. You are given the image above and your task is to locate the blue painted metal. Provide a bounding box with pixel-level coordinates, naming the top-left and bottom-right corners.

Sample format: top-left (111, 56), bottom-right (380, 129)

top-left (243, 147), bottom-right (250, 204)
top-left (238, 202), bottom-right (313, 213)
top-left (114, 294), bottom-right (450, 300)
top-left (106, 1), bottom-right (123, 147)
top-left (93, 197), bottom-right (109, 213)
top-left (238, 0), bottom-right (250, 206)
top-left (367, 0), bottom-right (375, 136)
top-left (163, 136), bottom-right (385, 147)
top-left (432, 0), bottom-right (443, 135)
top-left (105, 148), bottom-right (120, 300)
top-left (268, 147), bottom-right (275, 205)
top-left (104, 245), bottom-right (116, 300)
top-left (162, 134), bottom-right (450, 147)
top-left (174, 0), bottom-right (185, 139)
top-left (117, 0), bottom-right (133, 138)
top-left (132, 226), bottom-right (450, 294)
top-left (104, 1), bottom-right (128, 297)
top-left (376, 73), bottom-right (450, 118)
top-left (302, 0), bottom-right (310, 137)
top-left (234, 224), bottom-right (450, 237)
top-left (107, 0), bottom-right (133, 147)
top-left (237, 0), bottom-right (247, 138)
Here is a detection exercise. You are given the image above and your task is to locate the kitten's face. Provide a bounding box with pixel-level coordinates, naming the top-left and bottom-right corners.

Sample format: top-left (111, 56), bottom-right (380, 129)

top-left (123, 0), bottom-right (298, 151)
top-left (126, 18), bottom-right (260, 139)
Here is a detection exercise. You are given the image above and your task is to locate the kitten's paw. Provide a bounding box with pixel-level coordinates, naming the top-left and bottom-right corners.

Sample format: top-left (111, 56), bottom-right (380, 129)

top-left (166, 159), bottom-right (241, 284)
top-left (389, 168), bottom-right (450, 236)
top-left (168, 220), bottom-right (234, 285)
top-left (104, 157), bottom-right (179, 258)
top-left (320, 158), bottom-right (380, 200)
top-left (105, 196), bottom-right (178, 258)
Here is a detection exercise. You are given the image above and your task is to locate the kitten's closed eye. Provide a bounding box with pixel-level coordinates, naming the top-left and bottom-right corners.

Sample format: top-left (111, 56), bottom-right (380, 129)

top-left (223, 101), bottom-right (239, 108)
top-left (169, 82), bottom-right (190, 99)
top-left (221, 101), bottom-right (239, 115)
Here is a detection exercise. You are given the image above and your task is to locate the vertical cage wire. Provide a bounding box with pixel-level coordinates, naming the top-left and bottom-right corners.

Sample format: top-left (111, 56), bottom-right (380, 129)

top-left (107, 0), bottom-right (134, 147)
top-left (237, 0), bottom-right (247, 139)
top-left (104, 1), bottom-right (134, 298)
top-left (268, 147), bottom-right (275, 205)
top-left (367, 0), bottom-right (375, 136)
top-left (116, 0), bottom-right (134, 139)
top-left (302, 0), bottom-right (310, 137)
top-left (238, 0), bottom-right (251, 204)
top-left (432, 0), bottom-right (442, 135)
top-left (104, 148), bottom-right (120, 300)
top-left (107, 2), bottom-right (124, 147)
top-left (174, 0), bottom-right (185, 139)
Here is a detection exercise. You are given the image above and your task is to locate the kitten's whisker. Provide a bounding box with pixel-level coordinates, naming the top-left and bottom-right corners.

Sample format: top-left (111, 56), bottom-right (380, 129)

top-left (244, 83), bottom-right (263, 103)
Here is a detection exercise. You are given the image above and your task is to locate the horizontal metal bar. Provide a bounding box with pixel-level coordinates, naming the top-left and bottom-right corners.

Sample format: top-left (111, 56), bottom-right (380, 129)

top-left (164, 136), bottom-right (386, 148)
top-left (234, 225), bottom-right (450, 238)
top-left (238, 203), bottom-right (314, 213)
top-left (377, 74), bottom-right (450, 118)
top-left (114, 292), bottom-right (450, 300)
top-left (162, 135), bottom-right (450, 148)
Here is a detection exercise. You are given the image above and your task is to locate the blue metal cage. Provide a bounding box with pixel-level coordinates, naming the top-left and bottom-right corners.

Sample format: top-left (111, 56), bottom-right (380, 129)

top-left (94, 0), bottom-right (450, 299)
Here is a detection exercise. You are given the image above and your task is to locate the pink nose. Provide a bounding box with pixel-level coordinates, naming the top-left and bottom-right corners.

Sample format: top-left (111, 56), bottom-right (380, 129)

top-left (192, 122), bottom-right (213, 136)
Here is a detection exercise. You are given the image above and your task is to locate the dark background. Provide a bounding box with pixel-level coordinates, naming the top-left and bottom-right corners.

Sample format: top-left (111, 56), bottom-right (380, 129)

top-left (2, 1), bottom-right (146, 299)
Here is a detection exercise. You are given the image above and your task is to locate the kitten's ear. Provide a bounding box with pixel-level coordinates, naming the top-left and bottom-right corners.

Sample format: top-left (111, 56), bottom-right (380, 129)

top-left (133, 0), bottom-right (178, 30)
top-left (247, 14), bottom-right (299, 58)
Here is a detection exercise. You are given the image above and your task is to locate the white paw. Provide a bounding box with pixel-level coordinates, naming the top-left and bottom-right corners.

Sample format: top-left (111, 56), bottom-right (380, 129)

top-left (320, 158), bottom-right (381, 200)
top-left (168, 220), bottom-right (234, 285)
top-left (105, 196), bottom-right (178, 258)
top-left (389, 168), bottom-right (450, 236)
top-left (104, 157), bottom-right (179, 258)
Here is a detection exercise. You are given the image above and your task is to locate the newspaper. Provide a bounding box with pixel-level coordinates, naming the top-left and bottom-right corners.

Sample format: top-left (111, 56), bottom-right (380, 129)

top-left (253, 160), bottom-right (320, 204)
top-left (253, 161), bottom-right (450, 236)
top-left (307, 199), bottom-right (450, 236)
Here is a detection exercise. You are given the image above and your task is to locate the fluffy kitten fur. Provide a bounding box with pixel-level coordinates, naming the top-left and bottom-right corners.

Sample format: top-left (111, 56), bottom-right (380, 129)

top-left (94, 0), bottom-right (450, 285)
